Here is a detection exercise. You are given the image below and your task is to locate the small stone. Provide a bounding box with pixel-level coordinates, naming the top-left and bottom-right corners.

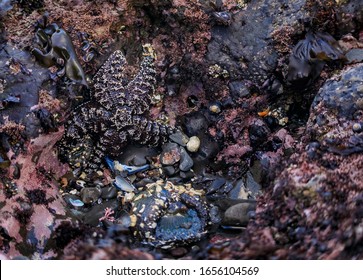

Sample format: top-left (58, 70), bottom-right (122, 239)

top-left (186, 136), bottom-right (200, 153)
top-left (101, 185), bottom-right (118, 199)
top-left (353, 123), bottom-right (363, 133)
top-left (80, 186), bottom-right (102, 204)
top-left (160, 142), bottom-right (181, 165)
top-left (171, 247), bottom-right (188, 258)
top-left (179, 147), bottom-right (194, 172)
top-left (229, 81), bottom-right (250, 99)
top-left (179, 170), bottom-right (195, 180)
top-left (228, 179), bottom-right (249, 199)
top-left (169, 131), bottom-right (189, 146)
top-left (209, 102), bottom-right (221, 114)
top-left (222, 201), bottom-right (256, 227)
top-left (163, 165), bottom-right (176, 176)
top-left (207, 177), bottom-right (226, 195)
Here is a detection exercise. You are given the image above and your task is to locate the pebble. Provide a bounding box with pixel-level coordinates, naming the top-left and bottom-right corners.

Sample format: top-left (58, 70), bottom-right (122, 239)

top-left (160, 142), bottom-right (181, 165)
top-left (83, 199), bottom-right (119, 226)
top-left (80, 186), bottom-right (102, 204)
top-left (171, 247), bottom-right (188, 258)
top-left (228, 179), bottom-right (249, 200)
top-left (245, 171), bottom-right (261, 197)
top-left (163, 165), bottom-right (176, 176)
top-left (207, 177), bottom-right (226, 195)
top-left (179, 147), bottom-right (194, 172)
top-left (352, 123), bottom-right (363, 133)
top-left (101, 185), bottom-right (118, 199)
top-left (222, 201), bottom-right (256, 227)
top-left (229, 81), bottom-right (250, 99)
top-left (169, 131), bottom-right (189, 146)
top-left (186, 136), bottom-right (201, 153)
top-left (114, 176), bottom-right (136, 193)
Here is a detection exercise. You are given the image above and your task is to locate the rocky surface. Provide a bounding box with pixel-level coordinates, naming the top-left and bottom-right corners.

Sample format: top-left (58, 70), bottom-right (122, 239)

top-left (1, 0), bottom-right (363, 260)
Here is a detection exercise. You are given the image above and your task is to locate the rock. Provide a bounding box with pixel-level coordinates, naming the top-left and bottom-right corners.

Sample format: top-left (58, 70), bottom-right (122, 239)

top-left (170, 247), bottom-right (188, 258)
top-left (222, 201), bottom-right (257, 227)
top-left (83, 199), bottom-right (119, 227)
top-left (186, 136), bottom-right (201, 153)
top-left (160, 142), bottom-right (181, 165)
top-left (245, 171), bottom-right (261, 198)
top-left (182, 112), bottom-right (208, 137)
top-left (346, 49), bottom-right (363, 64)
top-left (229, 81), bottom-right (250, 99)
top-left (179, 147), bottom-right (194, 172)
top-left (163, 165), bottom-right (176, 176)
top-left (101, 185), bottom-right (118, 199)
top-left (207, 177), bottom-right (226, 195)
top-left (228, 179), bottom-right (249, 200)
top-left (169, 131), bottom-right (189, 146)
top-left (80, 187), bottom-right (102, 204)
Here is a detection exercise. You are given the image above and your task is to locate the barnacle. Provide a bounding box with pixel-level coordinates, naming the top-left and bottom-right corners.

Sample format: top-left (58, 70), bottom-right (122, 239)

top-left (129, 180), bottom-right (210, 248)
top-left (32, 19), bottom-right (88, 86)
top-left (287, 31), bottom-right (345, 86)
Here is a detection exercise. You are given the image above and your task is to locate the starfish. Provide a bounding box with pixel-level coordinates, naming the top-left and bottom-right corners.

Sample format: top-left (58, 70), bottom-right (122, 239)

top-left (58, 44), bottom-right (175, 177)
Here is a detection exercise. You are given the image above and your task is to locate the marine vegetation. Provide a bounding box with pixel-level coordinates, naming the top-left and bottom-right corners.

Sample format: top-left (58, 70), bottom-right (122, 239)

top-left (31, 16), bottom-right (88, 86)
top-left (287, 30), bottom-right (346, 86)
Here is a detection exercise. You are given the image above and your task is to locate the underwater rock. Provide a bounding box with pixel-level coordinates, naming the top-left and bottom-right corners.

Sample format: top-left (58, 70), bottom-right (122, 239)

top-left (129, 180), bottom-right (210, 248)
top-left (179, 147), bottom-right (193, 172)
top-left (160, 142), bottom-right (181, 166)
top-left (222, 201), bottom-right (257, 227)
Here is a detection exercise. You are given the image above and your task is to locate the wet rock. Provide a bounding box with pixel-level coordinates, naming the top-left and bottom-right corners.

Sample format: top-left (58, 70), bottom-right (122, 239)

top-left (245, 171), bottom-right (261, 197)
top-left (117, 145), bottom-right (158, 166)
top-left (170, 247), bottom-right (188, 258)
top-left (179, 170), bottom-right (194, 180)
top-left (228, 179), bottom-right (249, 200)
top-left (169, 131), bottom-right (189, 147)
top-left (182, 112), bottom-right (208, 137)
top-left (346, 49), bottom-right (363, 64)
top-left (179, 147), bottom-right (193, 172)
top-left (101, 185), bottom-right (118, 199)
top-left (83, 199), bottom-right (119, 227)
top-left (163, 165), bottom-right (176, 176)
top-left (229, 81), bottom-right (250, 99)
top-left (222, 201), bottom-right (257, 227)
top-left (186, 136), bottom-right (201, 153)
top-left (80, 187), bottom-right (102, 204)
top-left (207, 177), bottom-right (226, 195)
top-left (0, 44), bottom-right (50, 125)
top-left (160, 142), bottom-right (181, 165)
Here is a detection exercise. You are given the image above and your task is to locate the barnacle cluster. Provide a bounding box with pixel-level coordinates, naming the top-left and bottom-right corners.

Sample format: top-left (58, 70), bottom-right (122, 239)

top-left (287, 31), bottom-right (346, 86)
top-left (128, 180), bottom-right (210, 248)
top-left (58, 44), bottom-right (176, 177)
top-left (31, 16), bottom-right (87, 86)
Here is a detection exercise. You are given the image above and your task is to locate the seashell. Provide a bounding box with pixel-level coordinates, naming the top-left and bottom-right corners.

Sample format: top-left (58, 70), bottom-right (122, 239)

top-left (105, 157), bottom-right (149, 175)
top-left (114, 176), bottom-right (137, 193)
top-left (69, 198), bottom-right (84, 207)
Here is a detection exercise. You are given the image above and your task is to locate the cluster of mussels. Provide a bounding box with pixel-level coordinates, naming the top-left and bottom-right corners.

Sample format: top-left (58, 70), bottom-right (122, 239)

top-left (128, 180), bottom-right (210, 249)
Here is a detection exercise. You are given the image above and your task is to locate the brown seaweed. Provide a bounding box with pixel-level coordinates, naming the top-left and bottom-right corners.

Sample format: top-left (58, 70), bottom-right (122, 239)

top-left (287, 31), bottom-right (346, 86)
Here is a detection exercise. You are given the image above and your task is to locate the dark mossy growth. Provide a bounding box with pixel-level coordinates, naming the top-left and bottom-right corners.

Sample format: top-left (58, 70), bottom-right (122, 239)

top-left (25, 189), bottom-right (48, 205)
top-left (17, 0), bottom-right (44, 15)
top-left (287, 31), bottom-right (346, 87)
top-left (0, 227), bottom-right (12, 254)
top-left (32, 16), bottom-right (88, 87)
top-left (53, 222), bottom-right (84, 249)
top-left (13, 204), bottom-right (34, 224)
